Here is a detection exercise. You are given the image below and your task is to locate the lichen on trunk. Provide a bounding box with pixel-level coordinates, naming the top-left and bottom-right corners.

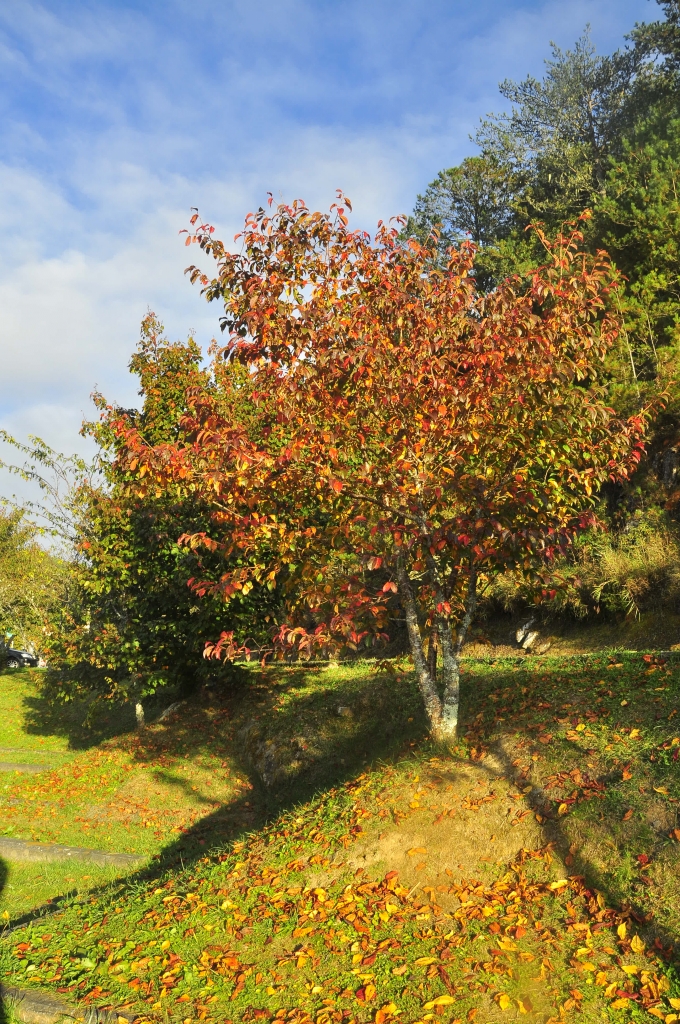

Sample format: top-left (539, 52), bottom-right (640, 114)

top-left (396, 554), bottom-right (478, 746)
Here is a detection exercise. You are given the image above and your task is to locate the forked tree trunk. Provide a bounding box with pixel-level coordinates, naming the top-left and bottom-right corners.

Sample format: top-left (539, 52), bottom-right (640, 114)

top-left (396, 555), bottom-right (477, 746)
top-left (395, 557), bottom-right (443, 734)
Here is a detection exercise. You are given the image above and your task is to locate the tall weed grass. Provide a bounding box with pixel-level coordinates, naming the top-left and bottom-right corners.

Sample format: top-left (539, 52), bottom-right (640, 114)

top-left (486, 511), bottom-right (680, 619)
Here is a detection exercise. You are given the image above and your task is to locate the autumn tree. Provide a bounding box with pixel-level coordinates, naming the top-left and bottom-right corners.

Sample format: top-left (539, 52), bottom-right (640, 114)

top-left (118, 198), bottom-right (648, 743)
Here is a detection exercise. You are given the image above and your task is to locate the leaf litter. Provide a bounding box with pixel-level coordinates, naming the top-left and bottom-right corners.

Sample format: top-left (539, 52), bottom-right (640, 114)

top-left (2, 652), bottom-right (680, 1023)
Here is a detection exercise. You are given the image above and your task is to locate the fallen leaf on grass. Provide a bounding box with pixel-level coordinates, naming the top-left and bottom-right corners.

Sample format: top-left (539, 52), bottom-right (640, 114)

top-left (375, 1004), bottom-right (399, 1024)
top-left (669, 998), bottom-right (680, 1010)
top-left (653, 786), bottom-right (669, 795)
top-left (497, 993), bottom-right (511, 1010)
top-left (407, 847), bottom-right (427, 856)
top-left (622, 809), bottom-right (634, 821)
top-left (549, 879), bottom-right (569, 890)
top-left (423, 994), bottom-right (455, 1009)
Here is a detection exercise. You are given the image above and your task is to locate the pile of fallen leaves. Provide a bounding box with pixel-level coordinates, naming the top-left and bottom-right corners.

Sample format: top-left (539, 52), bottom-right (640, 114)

top-left (2, 763), bottom-right (679, 1024)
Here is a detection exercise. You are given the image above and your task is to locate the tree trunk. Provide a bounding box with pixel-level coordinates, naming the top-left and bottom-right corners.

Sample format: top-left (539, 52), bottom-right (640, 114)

top-left (396, 555), bottom-right (478, 747)
top-left (427, 630), bottom-right (437, 683)
top-left (435, 616), bottom-right (460, 744)
top-left (395, 556), bottom-right (442, 734)
top-left (135, 702), bottom-right (145, 730)
top-left (433, 566), bottom-right (478, 745)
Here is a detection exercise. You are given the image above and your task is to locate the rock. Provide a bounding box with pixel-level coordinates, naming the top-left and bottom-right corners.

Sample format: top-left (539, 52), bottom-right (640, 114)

top-left (337, 706), bottom-right (352, 718)
top-left (515, 619), bottom-right (535, 644)
top-left (535, 640), bottom-right (552, 655)
top-left (155, 700), bottom-right (186, 723)
top-left (522, 630), bottom-right (541, 650)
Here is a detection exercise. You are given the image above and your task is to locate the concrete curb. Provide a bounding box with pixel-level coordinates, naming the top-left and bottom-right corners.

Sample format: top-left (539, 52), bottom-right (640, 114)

top-left (0, 839), bottom-right (144, 867)
top-left (0, 764), bottom-right (46, 774)
top-left (0, 985), bottom-right (137, 1023)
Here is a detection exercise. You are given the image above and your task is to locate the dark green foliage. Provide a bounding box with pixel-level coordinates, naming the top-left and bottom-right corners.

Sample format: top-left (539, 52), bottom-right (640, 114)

top-left (593, 113), bottom-right (680, 381)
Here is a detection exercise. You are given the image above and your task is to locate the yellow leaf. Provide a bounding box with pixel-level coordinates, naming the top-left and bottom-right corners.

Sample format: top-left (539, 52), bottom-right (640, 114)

top-left (631, 935), bottom-right (645, 953)
top-left (497, 938), bottom-right (517, 951)
top-left (407, 847), bottom-right (427, 856)
top-left (605, 983), bottom-right (618, 997)
top-left (414, 957), bottom-right (438, 966)
top-left (423, 995), bottom-right (456, 1009)
top-left (497, 994), bottom-right (511, 1010)
top-left (581, 962), bottom-right (596, 972)
top-left (629, 728), bottom-right (640, 738)
top-left (365, 983), bottom-right (377, 1000)
top-left (622, 964), bottom-right (639, 975)
top-left (665, 1015), bottom-right (679, 1023)
top-left (517, 997), bottom-right (532, 1014)
top-left (550, 879), bottom-right (569, 889)
top-left (669, 999), bottom-right (680, 1010)
top-left (654, 786), bottom-right (669, 795)
top-left (617, 922), bottom-right (627, 940)
top-left (595, 971), bottom-right (608, 986)
top-left (612, 998), bottom-right (632, 1009)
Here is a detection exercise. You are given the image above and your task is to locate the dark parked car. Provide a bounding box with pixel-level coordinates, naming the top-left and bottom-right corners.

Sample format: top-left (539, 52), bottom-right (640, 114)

top-left (4, 647), bottom-right (39, 669)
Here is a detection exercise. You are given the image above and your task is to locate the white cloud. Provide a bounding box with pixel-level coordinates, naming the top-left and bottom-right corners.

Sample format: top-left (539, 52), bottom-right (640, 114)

top-left (0, 0), bottom-right (656, 477)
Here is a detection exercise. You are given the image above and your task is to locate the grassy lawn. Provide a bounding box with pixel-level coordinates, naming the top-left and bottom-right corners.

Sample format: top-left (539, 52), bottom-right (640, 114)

top-left (0, 653), bottom-right (679, 1023)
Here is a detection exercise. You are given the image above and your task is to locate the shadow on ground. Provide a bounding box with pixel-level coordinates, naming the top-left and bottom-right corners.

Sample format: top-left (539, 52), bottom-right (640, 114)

top-left (8, 656), bottom-right (680, 966)
top-left (0, 857), bottom-right (7, 1023)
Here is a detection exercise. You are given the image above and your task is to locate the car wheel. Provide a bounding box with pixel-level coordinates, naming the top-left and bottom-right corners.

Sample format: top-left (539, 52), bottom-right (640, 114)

top-left (6, 657), bottom-right (20, 669)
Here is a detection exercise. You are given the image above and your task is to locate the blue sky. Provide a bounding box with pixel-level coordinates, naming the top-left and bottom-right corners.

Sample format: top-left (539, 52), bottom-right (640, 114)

top-left (0, 0), bottom-right (656, 466)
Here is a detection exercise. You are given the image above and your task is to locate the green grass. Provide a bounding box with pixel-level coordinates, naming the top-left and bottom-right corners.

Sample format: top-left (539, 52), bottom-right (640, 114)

top-left (0, 669), bottom-right (74, 752)
top-left (1, 653), bottom-right (680, 1023)
top-left (0, 859), bottom-right (130, 922)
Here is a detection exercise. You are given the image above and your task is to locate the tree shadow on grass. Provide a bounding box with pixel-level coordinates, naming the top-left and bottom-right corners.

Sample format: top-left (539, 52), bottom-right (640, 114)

top-left (452, 653), bottom-right (680, 959)
top-left (20, 686), bottom-right (182, 751)
top-left (10, 654), bottom-right (679, 973)
top-left (6, 663), bottom-right (428, 932)
top-left (0, 857), bottom-right (8, 1023)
